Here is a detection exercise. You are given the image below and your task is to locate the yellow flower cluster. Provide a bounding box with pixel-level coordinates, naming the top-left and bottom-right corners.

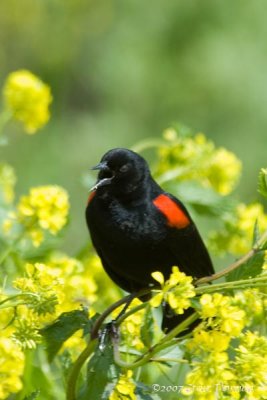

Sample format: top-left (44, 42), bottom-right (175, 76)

top-left (157, 129), bottom-right (242, 195)
top-left (185, 331), bottom-right (267, 400)
top-left (185, 291), bottom-right (267, 400)
top-left (206, 148), bottom-right (242, 195)
top-left (186, 352), bottom-right (237, 400)
top-left (7, 256), bottom-right (97, 350)
top-left (199, 293), bottom-right (246, 336)
top-left (3, 70), bottom-right (52, 134)
top-left (11, 262), bottom-right (61, 348)
top-left (150, 266), bottom-right (195, 314)
top-left (209, 202), bottom-right (267, 256)
top-left (233, 289), bottom-right (264, 325)
top-left (109, 370), bottom-right (136, 400)
top-left (0, 337), bottom-right (25, 399)
top-left (48, 253), bottom-right (98, 313)
top-left (187, 329), bottom-right (231, 354)
top-left (13, 262), bottom-right (60, 316)
top-left (0, 250), bottom-right (106, 400)
top-left (0, 163), bottom-right (16, 204)
top-left (16, 185), bottom-right (69, 246)
top-left (12, 308), bottom-right (43, 349)
top-left (234, 331), bottom-right (267, 399)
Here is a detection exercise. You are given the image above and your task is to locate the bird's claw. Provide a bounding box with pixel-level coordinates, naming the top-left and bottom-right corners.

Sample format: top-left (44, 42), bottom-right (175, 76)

top-left (98, 320), bottom-right (119, 351)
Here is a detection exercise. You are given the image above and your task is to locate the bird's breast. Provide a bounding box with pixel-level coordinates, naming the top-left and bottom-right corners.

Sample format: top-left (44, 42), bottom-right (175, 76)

top-left (87, 196), bottom-right (167, 245)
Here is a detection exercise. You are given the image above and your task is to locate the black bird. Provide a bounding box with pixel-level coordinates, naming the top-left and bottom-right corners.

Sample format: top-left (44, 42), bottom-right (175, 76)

top-left (86, 148), bottom-right (214, 332)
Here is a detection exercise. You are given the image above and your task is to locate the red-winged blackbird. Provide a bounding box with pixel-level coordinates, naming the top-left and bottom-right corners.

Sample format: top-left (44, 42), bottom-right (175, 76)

top-left (86, 148), bottom-right (214, 332)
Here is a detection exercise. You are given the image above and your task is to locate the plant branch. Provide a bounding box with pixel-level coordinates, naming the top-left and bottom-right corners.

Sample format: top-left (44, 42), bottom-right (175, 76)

top-left (195, 274), bottom-right (267, 294)
top-left (149, 357), bottom-right (188, 364)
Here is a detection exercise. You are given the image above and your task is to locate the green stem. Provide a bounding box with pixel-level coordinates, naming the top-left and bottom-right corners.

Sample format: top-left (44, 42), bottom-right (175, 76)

top-left (149, 357), bottom-right (188, 364)
top-left (66, 339), bottom-right (97, 400)
top-left (195, 275), bottom-right (267, 294)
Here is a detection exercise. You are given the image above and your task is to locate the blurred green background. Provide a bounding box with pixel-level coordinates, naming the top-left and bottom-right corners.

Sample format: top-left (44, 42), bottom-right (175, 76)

top-left (1, 0), bottom-right (267, 252)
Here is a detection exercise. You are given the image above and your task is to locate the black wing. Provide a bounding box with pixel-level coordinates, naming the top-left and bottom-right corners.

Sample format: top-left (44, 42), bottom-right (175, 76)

top-left (165, 194), bottom-right (214, 278)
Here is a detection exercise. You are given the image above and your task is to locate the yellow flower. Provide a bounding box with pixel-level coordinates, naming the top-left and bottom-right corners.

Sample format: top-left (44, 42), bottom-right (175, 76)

top-left (150, 266), bottom-right (195, 315)
top-left (10, 257), bottom-right (97, 351)
top-left (3, 70), bottom-right (52, 134)
top-left (233, 289), bottom-right (264, 325)
top-left (206, 147), bottom-right (242, 195)
top-left (231, 203), bottom-right (267, 254)
top-left (0, 163), bottom-right (16, 204)
top-left (186, 352), bottom-right (237, 400)
top-left (156, 129), bottom-right (241, 195)
top-left (200, 293), bottom-right (246, 337)
top-left (209, 202), bottom-right (267, 256)
top-left (109, 370), bottom-right (136, 400)
top-left (0, 337), bottom-right (25, 399)
top-left (13, 262), bottom-right (60, 320)
top-left (16, 185), bottom-right (69, 246)
top-left (12, 308), bottom-right (42, 349)
top-left (48, 253), bottom-right (98, 313)
top-left (234, 331), bottom-right (267, 395)
top-left (187, 329), bottom-right (231, 353)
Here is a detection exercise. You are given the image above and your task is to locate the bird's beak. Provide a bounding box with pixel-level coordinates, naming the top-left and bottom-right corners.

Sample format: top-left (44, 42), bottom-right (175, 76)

top-left (90, 161), bottom-right (114, 192)
top-left (91, 161), bottom-right (107, 171)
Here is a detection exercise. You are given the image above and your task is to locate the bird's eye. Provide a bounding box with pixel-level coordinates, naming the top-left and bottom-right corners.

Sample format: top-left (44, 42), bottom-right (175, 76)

top-left (119, 164), bottom-right (129, 173)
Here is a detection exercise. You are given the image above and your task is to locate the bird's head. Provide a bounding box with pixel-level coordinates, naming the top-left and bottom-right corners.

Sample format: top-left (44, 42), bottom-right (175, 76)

top-left (90, 148), bottom-right (150, 197)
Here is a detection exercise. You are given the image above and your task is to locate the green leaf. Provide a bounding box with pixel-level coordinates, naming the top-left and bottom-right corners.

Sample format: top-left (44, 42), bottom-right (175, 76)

top-left (40, 308), bottom-right (89, 362)
top-left (226, 251), bottom-right (265, 282)
top-left (141, 304), bottom-right (154, 348)
top-left (23, 390), bottom-right (40, 400)
top-left (79, 343), bottom-right (120, 400)
top-left (258, 168), bottom-right (267, 198)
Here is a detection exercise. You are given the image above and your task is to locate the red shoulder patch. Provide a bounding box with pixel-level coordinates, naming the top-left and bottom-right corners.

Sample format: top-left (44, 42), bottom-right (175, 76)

top-left (153, 194), bottom-right (190, 229)
top-left (87, 190), bottom-right (96, 205)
